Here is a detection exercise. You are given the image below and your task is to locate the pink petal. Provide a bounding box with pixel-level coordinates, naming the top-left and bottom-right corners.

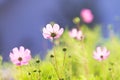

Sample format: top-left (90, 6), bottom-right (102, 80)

top-left (9, 53), bottom-right (14, 59)
top-left (104, 51), bottom-right (110, 58)
top-left (23, 55), bottom-right (31, 62)
top-left (12, 47), bottom-right (19, 54)
top-left (12, 59), bottom-right (21, 66)
top-left (42, 33), bottom-right (51, 39)
top-left (69, 28), bottom-right (77, 38)
top-left (54, 35), bottom-right (61, 39)
top-left (93, 52), bottom-right (100, 59)
top-left (69, 32), bottom-right (74, 38)
top-left (43, 27), bottom-right (50, 35)
top-left (23, 49), bottom-right (31, 57)
top-left (53, 24), bottom-right (60, 32)
top-left (21, 61), bottom-right (28, 65)
top-left (96, 47), bottom-right (102, 53)
top-left (9, 53), bottom-right (18, 62)
top-left (78, 31), bottom-right (82, 35)
top-left (11, 48), bottom-right (19, 58)
top-left (19, 46), bottom-right (25, 53)
top-left (58, 28), bottom-right (64, 35)
top-left (25, 49), bottom-right (31, 54)
top-left (103, 47), bottom-right (107, 53)
top-left (16, 62), bottom-right (22, 66)
top-left (49, 37), bottom-right (53, 40)
top-left (76, 31), bottom-right (83, 40)
top-left (46, 24), bottom-right (53, 33)
top-left (93, 55), bottom-right (99, 61)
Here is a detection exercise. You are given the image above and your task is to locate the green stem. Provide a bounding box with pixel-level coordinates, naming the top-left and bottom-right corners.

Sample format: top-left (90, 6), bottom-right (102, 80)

top-left (63, 52), bottom-right (66, 67)
top-left (38, 71), bottom-right (41, 80)
top-left (109, 66), bottom-right (114, 80)
top-left (81, 41), bottom-right (89, 79)
top-left (77, 22), bottom-right (80, 29)
top-left (51, 57), bottom-right (60, 79)
top-left (51, 39), bottom-right (60, 79)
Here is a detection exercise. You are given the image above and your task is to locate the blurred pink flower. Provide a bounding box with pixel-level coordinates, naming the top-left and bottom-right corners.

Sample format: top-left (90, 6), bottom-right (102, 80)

top-left (80, 8), bottom-right (94, 23)
top-left (9, 46), bottom-right (31, 66)
top-left (42, 24), bottom-right (64, 40)
top-left (69, 28), bottom-right (84, 40)
top-left (93, 47), bottom-right (110, 61)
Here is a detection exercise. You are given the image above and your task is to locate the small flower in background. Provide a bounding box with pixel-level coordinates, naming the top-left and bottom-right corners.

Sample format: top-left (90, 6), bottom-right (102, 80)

top-left (73, 17), bottom-right (80, 24)
top-left (93, 47), bottom-right (110, 61)
top-left (80, 8), bottom-right (94, 23)
top-left (42, 24), bottom-right (64, 40)
top-left (9, 46), bottom-right (31, 66)
top-left (69, 28), bottom-right (84, 40)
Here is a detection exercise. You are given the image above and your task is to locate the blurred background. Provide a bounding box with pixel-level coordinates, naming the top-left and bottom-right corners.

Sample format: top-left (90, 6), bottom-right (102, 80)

top-left (0, 0), bottom-right (120, 60)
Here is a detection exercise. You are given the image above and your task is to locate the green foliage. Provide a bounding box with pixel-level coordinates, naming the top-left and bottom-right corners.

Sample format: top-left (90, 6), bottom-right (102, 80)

top-left (1, 25), bottom-right (120, 80)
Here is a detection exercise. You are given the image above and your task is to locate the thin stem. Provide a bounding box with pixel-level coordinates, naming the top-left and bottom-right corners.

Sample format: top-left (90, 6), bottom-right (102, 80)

top-left (51, 57), bottom-right (60, 79)
top-left (109, 66), bottom-right (114, 80)
top-left (62, 50), bottom-right (66, 80)
top-left (81, 41), bottom-right (89, 79)
top-left (51, 39), bottom-right (60, 79)
top-left (38, 71), bottom-right (41, 80)
top-left (63, 52), bottom-right (66, 67)
top-left (37, 69), bottom-right (41, 80)
top-left (111, 72), bottom-right (114, 80)
top-left (69, 57), bottom-right (72, 80)
top-left (76, 22), bottom-right (80, 29)
top-left (101, 62), bottom-right (107, 80)
top-left (28, 62), bottom-right (37, 80)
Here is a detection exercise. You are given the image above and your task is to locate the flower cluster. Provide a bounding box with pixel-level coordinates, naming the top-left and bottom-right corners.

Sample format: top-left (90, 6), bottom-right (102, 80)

top-left (69, 28), bottom-right (84, 40)
top-left (9, 23), bottom-right (110, 67)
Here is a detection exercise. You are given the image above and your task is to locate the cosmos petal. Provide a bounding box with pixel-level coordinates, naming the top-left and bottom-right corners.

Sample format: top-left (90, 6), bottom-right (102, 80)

top-left (53, 24), bottom-right (60, 32)
top-left (46, 24), bottom-right (53, 33)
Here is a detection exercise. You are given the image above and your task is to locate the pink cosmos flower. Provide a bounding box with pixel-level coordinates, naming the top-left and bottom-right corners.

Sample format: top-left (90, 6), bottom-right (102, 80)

top-left (69, 28), bottom-right (84, 40)
top-left (42, 24), bottom-right (64, 40)
top-left (9, 46), bottom-right (31, 66)
top-left (80, 8), bottom-right (94, 23)
top-left (93, 47), bottom-right (110, 61)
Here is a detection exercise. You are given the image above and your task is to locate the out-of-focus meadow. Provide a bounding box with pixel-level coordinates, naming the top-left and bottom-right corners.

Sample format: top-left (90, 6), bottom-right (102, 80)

top-left (1, 23), bottom-right (120, 80)
top-left (0, 0), bottom-right (120, 80)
